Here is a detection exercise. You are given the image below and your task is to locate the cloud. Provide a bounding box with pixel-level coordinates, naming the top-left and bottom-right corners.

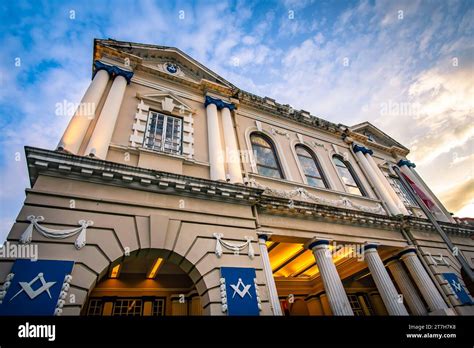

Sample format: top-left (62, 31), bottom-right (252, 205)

top-left (0, 0), bottom-right (473, 246)
top-left (438, 177), bottom-right (474, 214)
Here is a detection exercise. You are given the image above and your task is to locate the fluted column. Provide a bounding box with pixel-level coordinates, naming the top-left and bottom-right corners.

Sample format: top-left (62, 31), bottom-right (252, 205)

top-left (257, 234), bottom-right (282, 315)
top-left (386, 259), bottom-right (428, 315)
top-left (221, 106), bottom-right (243, 183)
top-left (204, 97), bottom-right (226, 181)
top-left (85, 65), bottom-right (133, 159)
top-left (364, 244), bottom-right (408, 315)
top-left (58, 65), bottom-right (110, 154)
top-left (353, 145), bottom-right (401, 216)
top-left (308, 240), bottom-right (353, 315)
top-left (365, 153), bottom-right (409, 215)
top-left (399, 248), bottom-right (448, 312)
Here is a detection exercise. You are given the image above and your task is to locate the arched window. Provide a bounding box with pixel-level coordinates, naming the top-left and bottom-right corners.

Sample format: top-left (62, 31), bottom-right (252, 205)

top-left (250, 133), bottom-right (283, 179)
top-left (295, 145), bottom-right (328, 188)
top-left (332, 155), bottom-right (365, 196)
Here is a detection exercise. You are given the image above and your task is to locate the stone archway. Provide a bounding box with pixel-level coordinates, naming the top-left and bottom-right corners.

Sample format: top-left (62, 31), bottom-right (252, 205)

top-left (81, 248), bottom-right (209, 316)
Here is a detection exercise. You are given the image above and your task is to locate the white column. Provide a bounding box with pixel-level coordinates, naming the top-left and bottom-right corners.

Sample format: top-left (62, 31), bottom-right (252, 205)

top-left (400, 249), bottom-right (449, 312)
top-left (58, 69), bottom-right (110, 154)
top-left (354, 147), bottom-right (401, 215)
top-left (205, 102), bottom-right (226, 181)
top-left (386, 259), bottom-right (428, 315)
top-left (309, 240), bottom-right (354, 316)
top-left (85, 74), bottom-right (128, 159)
top-left (364, 245), bottom-right (408, 315)
top-left (365, 154), bottom-right (409, 215)
top-left (221, 107), bottom-right (243, 183)
top-left (257, 234), bottom-right (282, 316)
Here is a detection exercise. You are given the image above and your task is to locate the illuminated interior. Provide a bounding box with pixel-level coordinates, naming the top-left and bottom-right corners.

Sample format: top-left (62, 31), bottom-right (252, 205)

top-left (84, 254), bottom-right (202, 316)
top-left (267, 240), bottom-right (404, 316)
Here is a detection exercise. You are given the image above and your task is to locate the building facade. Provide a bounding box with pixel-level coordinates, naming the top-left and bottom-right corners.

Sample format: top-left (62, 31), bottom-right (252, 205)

top-left (0, 39), bottom-right (473, 317)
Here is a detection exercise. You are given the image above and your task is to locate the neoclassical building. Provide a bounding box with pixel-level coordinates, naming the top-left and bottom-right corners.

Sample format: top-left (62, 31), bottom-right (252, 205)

top-left (0, 39), bottom-right (473, 317)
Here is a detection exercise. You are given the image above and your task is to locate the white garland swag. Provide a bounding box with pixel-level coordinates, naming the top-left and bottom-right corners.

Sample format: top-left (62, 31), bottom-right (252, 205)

top-left (20, 215), bottom-right (94, 250)
top-left (213, 233), bottom-right (254, 259)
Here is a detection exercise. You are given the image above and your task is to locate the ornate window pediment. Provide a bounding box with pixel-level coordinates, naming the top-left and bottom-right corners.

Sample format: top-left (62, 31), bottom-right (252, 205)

top-left (129, 92), bottom-right (195, 159)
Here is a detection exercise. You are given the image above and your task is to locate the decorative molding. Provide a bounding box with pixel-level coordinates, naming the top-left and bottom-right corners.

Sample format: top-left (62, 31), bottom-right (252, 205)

top-left (353, 144), bottom-right (374, 155)
top-left (426, 252), bottom-right (450, 266)
top-left (26, 147), bottom-right (263, 205)
top-left (251, 180), bottom-right (386, 215)
top-left (254, 278), bottom-right (262, 311)
top-left (220, 277), bottom-right (228, 313)
top-left (19, 215), bottom-right (93, 250)
top-left (213, 233), bottom-right (255, 259)
top-left (270, 127), bottom-right (290, 139)
top-left (94, 60), bottom-right (134, 84)
top-left (0, 273), bottom-right (14, 305)
top-left (397, 159), bottom-right (416, 168)
top-left (313, 141), bottom-right (326, 149)
top-left (55, 274), bottom-right (73, 316)
top-left (130, 92), bottom-right (195, 159)
top-left (204, 96), bottom-right (235, 111)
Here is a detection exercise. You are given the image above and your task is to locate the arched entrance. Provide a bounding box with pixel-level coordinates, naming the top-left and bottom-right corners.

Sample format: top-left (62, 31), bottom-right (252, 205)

top-left (82, 248), bottom-right (204, 316)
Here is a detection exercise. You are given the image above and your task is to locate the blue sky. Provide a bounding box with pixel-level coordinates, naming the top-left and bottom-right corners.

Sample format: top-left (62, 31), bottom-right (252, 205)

top-left (0, 0), bottom-right (473, 242)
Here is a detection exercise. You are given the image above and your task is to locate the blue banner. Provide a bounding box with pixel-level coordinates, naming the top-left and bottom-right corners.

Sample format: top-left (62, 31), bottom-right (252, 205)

top-left (221, 267), bottom-right (259, 316)
top-left (443, 272), bottom-right (473, 305)
top-left (0, 259), bottom-right (74, 316)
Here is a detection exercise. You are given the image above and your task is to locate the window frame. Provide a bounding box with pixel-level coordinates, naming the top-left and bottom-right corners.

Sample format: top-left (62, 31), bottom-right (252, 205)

top-left (295, 144), bottom-right (329, 189)
top-left (250, 132), bottom-right (285, 179)
top-left (332, 155), bottom-right (366, 197)
top-left (111, 297), bottom-right (143, 316)
top-left (143, 110), bottom-right (184, 156)
top-left (152, 297), bottom-right (167, 316)
top-left (387, 172), bottom-right (419, 208)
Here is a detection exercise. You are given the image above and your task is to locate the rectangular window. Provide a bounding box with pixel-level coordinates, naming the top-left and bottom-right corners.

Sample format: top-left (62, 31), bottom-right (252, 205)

top-left (86, 298), bottom-right (103, 316)
top-left (347, 294), bottom-right (373, 316)
top-left (144, 111), bottom-right (182, 155)
top-left (387, 175), bottom-right (419, 207)
top-left (112, 298), bottom-right (143, 316)
top-left (152, 298), bottom-right (166, 316)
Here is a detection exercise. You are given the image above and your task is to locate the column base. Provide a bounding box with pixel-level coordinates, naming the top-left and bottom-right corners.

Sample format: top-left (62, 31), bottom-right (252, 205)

top-left (428, 308), bottom-right (456, 316)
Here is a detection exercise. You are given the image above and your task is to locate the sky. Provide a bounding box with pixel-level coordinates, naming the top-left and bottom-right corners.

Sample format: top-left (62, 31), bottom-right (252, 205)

top-left (0, 0), bottom-right (473, 242)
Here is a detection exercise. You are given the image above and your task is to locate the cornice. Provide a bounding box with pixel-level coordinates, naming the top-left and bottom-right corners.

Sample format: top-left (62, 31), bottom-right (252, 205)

top-left (346, 130), bottom-right (409, 157)
top-left (25, 147), bottom-right (262, 205)
top-left (257, 196), bottom-right (474, 237)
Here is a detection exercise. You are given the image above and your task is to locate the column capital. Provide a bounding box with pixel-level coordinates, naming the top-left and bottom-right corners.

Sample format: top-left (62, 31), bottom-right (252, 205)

top-left (397, 247), bottom-right (417, 259)
top-left (383, 256), bottom-right (400, 266)
top-left (256, 232), bottom-right (273, 241)
top-left (205, 95), bottom-right (236, 111)
top-left (397, 159), bottom-right (416, 168)
top-left (363, 243), bottom-right (379, 251)
top-left (94, 60), bottom-right (134, 84)
top-left (307, 239), bottom-right (330, 251)
top-left (353, 144), bottom-right (373, 155)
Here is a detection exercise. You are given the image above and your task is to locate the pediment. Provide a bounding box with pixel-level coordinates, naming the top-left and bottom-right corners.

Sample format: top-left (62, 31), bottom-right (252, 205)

top-left (95, 39), bottom-right (234, 90)
top-left (350, 122), bottom-right (408, 151)
top-left (136, 92), bottom-right (194, 115)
